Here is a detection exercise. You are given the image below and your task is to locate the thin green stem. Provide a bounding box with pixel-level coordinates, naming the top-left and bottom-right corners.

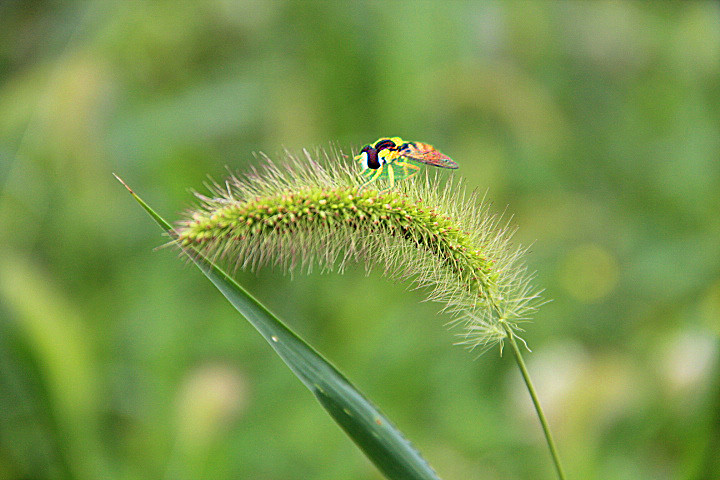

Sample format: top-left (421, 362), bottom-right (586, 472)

top-left (502, 321), bottom-right (567, 480)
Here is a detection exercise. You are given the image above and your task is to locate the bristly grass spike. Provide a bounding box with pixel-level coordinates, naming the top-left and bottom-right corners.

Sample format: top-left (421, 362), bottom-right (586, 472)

top-left (355, 137), bottom-right (458, 191)
top-left (162, 146), bottom-right (565, 480)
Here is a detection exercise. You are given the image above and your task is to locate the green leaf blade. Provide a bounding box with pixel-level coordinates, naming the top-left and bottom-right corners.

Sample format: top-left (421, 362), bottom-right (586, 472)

top-left (117, 175), bottom-right (441, 480)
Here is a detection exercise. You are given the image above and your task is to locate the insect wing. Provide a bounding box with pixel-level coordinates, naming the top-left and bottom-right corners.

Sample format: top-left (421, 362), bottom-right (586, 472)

top-left (399, 143), bottom-right (458, 169)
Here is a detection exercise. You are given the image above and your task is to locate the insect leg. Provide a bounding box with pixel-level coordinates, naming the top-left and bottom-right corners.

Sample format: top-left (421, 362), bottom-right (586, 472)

top-left (386, 163), bottom-right (396, 190)
top-left (395, 160), bottom-right (421, 180)
top-left (358, 165), bottom-right (384, 193)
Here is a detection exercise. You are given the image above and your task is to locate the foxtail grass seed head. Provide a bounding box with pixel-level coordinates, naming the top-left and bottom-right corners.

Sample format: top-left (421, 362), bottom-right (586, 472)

top-left (175, 148), bottom-right (542, 351)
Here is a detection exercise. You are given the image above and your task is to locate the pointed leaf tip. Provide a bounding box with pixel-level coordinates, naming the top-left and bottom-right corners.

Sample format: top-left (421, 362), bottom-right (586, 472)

top-left (112, 173), bottom-right (135, 195)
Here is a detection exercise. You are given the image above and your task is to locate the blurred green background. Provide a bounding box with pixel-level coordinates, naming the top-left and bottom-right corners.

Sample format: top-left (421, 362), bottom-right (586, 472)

top-left (1, 1), bottom-right (719, 479)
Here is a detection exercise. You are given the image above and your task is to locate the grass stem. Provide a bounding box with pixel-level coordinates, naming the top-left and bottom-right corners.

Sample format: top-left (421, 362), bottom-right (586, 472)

top-left (502, 322), bottom-right (567, 480)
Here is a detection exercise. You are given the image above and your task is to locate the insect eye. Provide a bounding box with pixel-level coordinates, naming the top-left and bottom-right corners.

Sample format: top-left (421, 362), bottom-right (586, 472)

top-left (366, 147), bottom-right (380, 169)
top-left (374, 139), bottom-right (396, 151)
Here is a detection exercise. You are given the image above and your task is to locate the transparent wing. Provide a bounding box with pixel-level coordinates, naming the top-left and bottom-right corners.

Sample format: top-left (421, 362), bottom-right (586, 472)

top-left (398, 143), bottom-right (458, 169)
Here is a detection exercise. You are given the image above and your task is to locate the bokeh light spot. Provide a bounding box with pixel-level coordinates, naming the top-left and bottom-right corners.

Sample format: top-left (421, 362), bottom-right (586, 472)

top-left (559, 243), bottom-right (619, 303)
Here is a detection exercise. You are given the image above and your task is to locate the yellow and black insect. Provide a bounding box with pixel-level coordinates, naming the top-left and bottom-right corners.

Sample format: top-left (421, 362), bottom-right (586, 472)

top-left (355, 137), bottom-right (458, 191)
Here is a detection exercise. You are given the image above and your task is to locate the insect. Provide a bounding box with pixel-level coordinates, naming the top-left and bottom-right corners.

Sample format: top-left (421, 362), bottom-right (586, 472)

top-left (354, 137), bottom-right (458, 191)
